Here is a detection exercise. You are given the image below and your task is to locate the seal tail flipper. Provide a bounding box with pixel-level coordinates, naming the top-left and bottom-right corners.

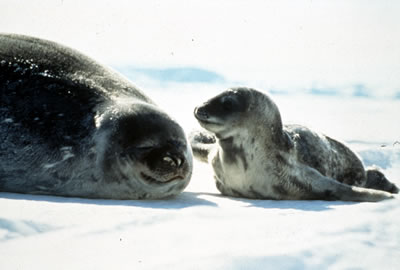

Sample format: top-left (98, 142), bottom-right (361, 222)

top-left (189, 130), bottom-right (216, 163)
top-left (364, 167), bottom-right (399, 193)
top-left (296, 166), bottom-right (394, 202)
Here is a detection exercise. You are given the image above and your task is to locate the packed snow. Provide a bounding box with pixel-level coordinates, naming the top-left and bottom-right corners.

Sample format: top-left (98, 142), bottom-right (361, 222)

top-left (1, 80), bottom-right (399, 269)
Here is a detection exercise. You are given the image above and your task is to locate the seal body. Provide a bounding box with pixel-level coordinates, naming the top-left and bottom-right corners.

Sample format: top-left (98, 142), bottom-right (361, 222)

top-left (0, 34), bottom-right (193, 199)
top-left (191, 87), bottom-right (397, 202)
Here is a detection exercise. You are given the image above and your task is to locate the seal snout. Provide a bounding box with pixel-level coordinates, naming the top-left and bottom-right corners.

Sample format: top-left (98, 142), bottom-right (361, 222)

top-left (140, 148), bottom-right (188, 185)
top-left (194, 106), bottom-right (209, 122)
top-left (162, 153), bottom-right (184, 168)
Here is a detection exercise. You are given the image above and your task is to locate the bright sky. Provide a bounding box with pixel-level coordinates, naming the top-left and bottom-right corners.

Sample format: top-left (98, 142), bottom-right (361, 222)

top-left (1, 0), bottom-right (400, 91)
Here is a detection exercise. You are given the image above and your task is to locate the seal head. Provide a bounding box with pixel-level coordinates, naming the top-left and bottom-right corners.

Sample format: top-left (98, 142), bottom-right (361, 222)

top-left (96, 103), bottom-right (192, 198)
top-left (194, 88), bottom-right (251, 138)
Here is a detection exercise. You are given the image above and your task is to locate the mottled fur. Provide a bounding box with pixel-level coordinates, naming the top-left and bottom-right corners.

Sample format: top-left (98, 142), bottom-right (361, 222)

top-left (191, 87), bottom-right (397, 202)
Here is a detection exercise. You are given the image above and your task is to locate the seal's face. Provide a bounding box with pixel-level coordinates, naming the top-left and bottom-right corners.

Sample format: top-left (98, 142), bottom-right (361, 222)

top-left (97, 104), bottom-right (192, 197)
top-left (194, 88), bottom-right (250, 138)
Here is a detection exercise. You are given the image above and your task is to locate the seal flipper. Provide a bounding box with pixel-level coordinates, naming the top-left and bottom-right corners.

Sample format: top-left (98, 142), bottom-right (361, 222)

top-left (189, 130), bottom-right (216, 163)
top-left (294, 166), bottom-right (394, 202)
top-left (365, 168), bottom-right (399, 194)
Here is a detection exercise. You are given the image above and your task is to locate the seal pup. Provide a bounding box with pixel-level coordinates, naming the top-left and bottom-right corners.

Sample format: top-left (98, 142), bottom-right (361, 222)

top-left (191, 87), bottom-right (398, 202)
top-left (0, 34), bottom-right (193, 199)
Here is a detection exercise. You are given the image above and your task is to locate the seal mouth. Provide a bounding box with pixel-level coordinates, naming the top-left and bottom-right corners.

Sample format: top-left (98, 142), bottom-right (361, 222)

top-left (140, 172), bottom-right (184, 185)
top-left (168, 175), bottom-right (185, 181)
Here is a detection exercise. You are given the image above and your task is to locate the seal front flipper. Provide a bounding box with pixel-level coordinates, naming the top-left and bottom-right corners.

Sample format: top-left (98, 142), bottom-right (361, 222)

top-left (295, 166), bottom-right (394, 202)
top-left (189, 130), bottom-right (216, 163)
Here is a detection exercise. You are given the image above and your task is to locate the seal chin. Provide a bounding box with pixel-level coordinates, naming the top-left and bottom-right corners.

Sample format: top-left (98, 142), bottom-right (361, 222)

top-left (140, 172), bottom-right (185, 185)
top-left (168, 175), bottom-right (185, 181)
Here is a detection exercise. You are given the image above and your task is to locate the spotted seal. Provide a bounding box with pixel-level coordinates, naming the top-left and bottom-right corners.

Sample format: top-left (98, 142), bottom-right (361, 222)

top-left (191, 87), bottom-right (398, 202)
top-left (0, 34), bottom-right (193, 199)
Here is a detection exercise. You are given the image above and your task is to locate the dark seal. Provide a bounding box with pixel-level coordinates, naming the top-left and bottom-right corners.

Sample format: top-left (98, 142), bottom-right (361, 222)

top-left (191, 87), bottom-right (398, 202)
top-left (0, 34), bottom-right (193, 199)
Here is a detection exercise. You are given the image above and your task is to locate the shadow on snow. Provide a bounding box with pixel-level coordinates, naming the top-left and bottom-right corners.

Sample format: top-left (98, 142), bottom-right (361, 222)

top-left (1, 191), bottom-right (357, 211)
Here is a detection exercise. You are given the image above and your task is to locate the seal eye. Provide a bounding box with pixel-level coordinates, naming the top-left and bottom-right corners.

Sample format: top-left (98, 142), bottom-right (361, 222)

top-left (221, 97), bottom-right (234, 112)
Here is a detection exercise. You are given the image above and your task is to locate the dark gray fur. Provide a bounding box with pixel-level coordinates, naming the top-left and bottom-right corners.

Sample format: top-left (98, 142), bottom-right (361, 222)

top-left (0, 34), bottom-right (193, 199)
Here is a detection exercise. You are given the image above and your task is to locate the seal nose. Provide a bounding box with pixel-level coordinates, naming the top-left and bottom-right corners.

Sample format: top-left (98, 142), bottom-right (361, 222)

top-left (194, 106), bottom-right (209, 121)
top-left (162, 153), bottom-right (184, 168)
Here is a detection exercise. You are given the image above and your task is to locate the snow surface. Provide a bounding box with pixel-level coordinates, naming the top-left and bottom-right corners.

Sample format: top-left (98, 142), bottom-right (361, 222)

top-left (1, 1), bottom-right (400, 268)
top-left (1, 81), bottom-right (399, 269)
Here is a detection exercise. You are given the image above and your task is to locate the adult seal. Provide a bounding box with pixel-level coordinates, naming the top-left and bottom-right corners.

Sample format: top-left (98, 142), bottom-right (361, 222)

top-left (0, 34), bottom-right (193, 199)
top-left (191, 87), bottom-right (398, 202)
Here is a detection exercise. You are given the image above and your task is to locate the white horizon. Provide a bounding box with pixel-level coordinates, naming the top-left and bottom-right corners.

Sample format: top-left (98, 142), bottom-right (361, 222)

top-left (1, 0), bottom-right (400, 93)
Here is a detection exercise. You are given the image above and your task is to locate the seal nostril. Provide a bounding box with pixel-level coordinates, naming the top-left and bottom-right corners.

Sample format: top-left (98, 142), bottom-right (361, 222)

top-left (163, 156), bottom-right (176, 167)
top-left (194, 107), bottom-right (202, 117)
top-left (176, 157), bottom-right (183, 167)
top-left (162, 154), bottom-right (184, 168)
top-left (194, 107), bottom-right (209, 120)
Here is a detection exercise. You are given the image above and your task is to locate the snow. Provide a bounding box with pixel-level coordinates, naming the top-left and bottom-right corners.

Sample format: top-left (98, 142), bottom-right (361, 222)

top-left (1, 84), bottom-right (400, 269)
top-left (1, 1), bottom-right (400, 268)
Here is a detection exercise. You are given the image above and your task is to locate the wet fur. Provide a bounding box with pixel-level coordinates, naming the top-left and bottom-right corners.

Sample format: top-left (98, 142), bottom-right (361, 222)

top-left (191, 87), bottom-right (398, 202)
